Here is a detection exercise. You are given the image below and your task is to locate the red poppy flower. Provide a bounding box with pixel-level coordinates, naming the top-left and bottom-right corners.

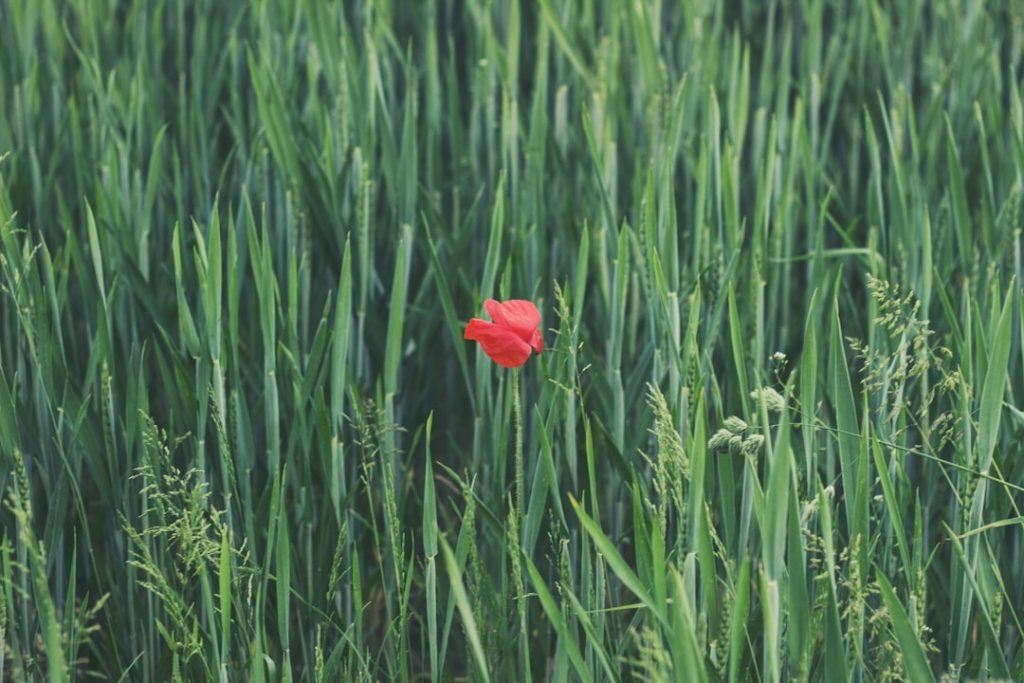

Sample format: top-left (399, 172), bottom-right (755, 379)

top-left (464, 298), bottom-right (543, 368)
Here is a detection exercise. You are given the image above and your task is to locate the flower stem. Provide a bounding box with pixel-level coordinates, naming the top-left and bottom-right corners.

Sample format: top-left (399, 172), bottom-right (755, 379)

top-left (511, 367), bottom-right (531, 681)
top-left (513, 367), bottom-right (523, 529)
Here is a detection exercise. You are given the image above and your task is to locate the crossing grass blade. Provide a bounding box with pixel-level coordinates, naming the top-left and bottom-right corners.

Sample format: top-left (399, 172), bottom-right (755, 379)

top-left (728, 556), bottom-right (752, 683)
top-left (219, 527), bottom-right (232, 677)
top-left (871, 435), bottom-right (914, 590)
top-left (669, 568), bottom-right (708, 683)
top-left (423, 414), bottom-right (439, 683)
top-left (440, 536), bottom-right (491, 683)
top-left (424, 220), bottom-right (475, 411)
top-left (384, 226), bottom-right (412, 399)
top-left (942, 523), bottom-right (1012, 679)
top-left (523, 552), bottom-right (594, 683)
top-left (561, 589), bottom-right (617, 682)
top-left (829, 291), bottom-right (859, 530)
top-left (875, 571), bottom-right (938, 683)
top-left (569, 495), bottom-right (665, 627)
top-left (975, 281), bottom-right (1014, 476)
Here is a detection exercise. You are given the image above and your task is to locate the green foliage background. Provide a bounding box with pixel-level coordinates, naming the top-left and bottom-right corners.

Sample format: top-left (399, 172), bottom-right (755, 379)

top-left (1, 0), bottom-right (1023, 680)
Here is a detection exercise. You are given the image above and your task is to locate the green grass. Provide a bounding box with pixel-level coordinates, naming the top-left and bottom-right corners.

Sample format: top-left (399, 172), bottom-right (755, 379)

top-left (1, 0), bottom-right (1023, 680)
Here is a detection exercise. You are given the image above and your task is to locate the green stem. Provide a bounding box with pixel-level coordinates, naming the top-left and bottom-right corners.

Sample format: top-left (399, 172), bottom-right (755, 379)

top-left (512, 367), bottom-right (531, 682)
top-left (513, 367), bottom-right (523, 529)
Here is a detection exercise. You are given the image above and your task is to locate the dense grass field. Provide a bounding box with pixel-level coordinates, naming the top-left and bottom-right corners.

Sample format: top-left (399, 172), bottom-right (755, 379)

top-left (2, 0), bottom-right (1023, 680)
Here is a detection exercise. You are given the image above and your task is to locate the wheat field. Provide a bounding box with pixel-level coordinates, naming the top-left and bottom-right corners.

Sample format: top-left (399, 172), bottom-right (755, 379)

top-left (1, 1), bottom-right (1023, 681)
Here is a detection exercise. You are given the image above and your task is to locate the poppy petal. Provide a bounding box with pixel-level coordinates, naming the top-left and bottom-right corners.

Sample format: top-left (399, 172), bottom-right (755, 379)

top-left (484, 299), bottom-right (541, 342)
top-left (465, 318), bottom-right (532, 368)
top-left (464, 318), bottom-right (489, 340)
top-left (529, 328), bottom-right (543, 354)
